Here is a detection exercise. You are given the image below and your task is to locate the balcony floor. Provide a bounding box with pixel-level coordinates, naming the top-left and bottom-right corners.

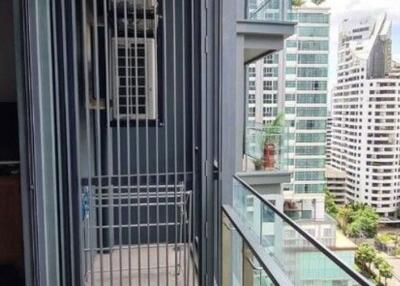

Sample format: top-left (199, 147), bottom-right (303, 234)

top-left (85, 244), bottom-right (198, 286)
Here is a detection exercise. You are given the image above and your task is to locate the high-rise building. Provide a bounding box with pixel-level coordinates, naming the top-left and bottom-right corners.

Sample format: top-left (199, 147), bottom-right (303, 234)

top-left (330, 13), bottom-right (400, 217)
top-left (248, 0), bottom-right (330, 220)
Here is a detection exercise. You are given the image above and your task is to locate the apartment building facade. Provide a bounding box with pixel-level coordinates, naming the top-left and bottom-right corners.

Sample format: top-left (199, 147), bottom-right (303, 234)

top-left (247, 0), bottom-right (330, 221)
top-left (330, 13), bottom-right (400, 217)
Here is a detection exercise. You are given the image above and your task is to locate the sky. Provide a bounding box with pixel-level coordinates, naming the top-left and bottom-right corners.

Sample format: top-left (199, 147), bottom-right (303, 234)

top-left (325, 0), bottom-right (400, 95)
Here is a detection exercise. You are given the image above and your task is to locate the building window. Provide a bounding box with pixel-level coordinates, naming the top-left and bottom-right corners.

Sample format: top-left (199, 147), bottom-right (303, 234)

top-left (286, 54), bottom-right (297, 62)
top-left (297, 94), bottom-right (327, 104)
top-left (263, 93), bottom-right (277, 104)
top-left (286, 67), bottom-right (297, 75)
top-left (263, 80), bottom-right (277, 90)
top-left (298, 26), bottom-right (329, 37)
top-left (287, 40), bottom-right (297, 48)
top-left (298, 40), bottom-right (329, 51)
top-left (297, 107), bottom-right (327, 117)
top-left (297, 67), bottom-right (328, 78)
top-left (248, 107), bottom-right (256, 117)
top-left (297, 81), bottom-right (327, 91)
top-left (297, 13), bottom-right (329, 24)
top-left (264, 67), bottom-right (278, 77)
top-left (286, 81), bottom-right (297, 88)
top-left (249, 80), bottom-right (256, 90)
top-left (298, 54), bottom-right (328, 64)
top-left (248, 66), bottom-right (256, 77)
top-left (296, 133), bottom-right (326, 143)
top-left (285, 94), bottom-right (296, 101)
top-left (248, 94), bottom-right (255, 104)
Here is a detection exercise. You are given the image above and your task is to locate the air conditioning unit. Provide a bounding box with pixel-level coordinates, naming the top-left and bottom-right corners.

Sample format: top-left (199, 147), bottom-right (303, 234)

top-left (112, 37), bottom-right (157, 120)
top-left (114, 0), bottom-right (157, 10)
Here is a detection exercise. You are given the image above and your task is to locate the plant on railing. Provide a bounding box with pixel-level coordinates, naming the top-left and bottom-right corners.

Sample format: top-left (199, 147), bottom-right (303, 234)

top-left (312, 0), bottom-right (326, 5)
top-left (259, 113), bottom-right (284, 170)
top-left (291, 0), bottom-right (305, 7)
top-left (292, 0), bottom-right (326, 6)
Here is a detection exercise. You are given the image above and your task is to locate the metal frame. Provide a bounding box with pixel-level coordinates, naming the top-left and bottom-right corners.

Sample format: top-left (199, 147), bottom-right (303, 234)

top-left (233, 175), bottom-right (375, 286)
top-left (14, 0), bottom-right (62, 285)
top-left (222, 204), bottom-right (293, 286)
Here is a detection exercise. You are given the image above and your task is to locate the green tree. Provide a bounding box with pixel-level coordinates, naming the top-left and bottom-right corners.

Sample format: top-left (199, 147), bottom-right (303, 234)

top-left (337, 205), bottom-right (352, 230)
top-left (324, 187), bottom-right (338, 218)
top-left (355, 243), bottom-right (377, 273)
top-left (337, 203), bottom-right (379, 238)
top-left (374, 256), bottom-right (386, 285)
top-left (378, 260), bottom-right (393, 286)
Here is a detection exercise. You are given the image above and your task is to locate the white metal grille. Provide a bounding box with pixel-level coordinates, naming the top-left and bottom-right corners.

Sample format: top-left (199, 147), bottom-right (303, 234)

top-left (113, 38), bottom-right (157, 120)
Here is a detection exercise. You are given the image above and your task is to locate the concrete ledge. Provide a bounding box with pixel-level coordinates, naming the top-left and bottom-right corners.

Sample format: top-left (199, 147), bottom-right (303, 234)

top-left (236, 20), bottom-right (296, 64)
top-left (237, 170), bottom-right (291, 186)
top-left (237, 20), bottom-right (296, 37)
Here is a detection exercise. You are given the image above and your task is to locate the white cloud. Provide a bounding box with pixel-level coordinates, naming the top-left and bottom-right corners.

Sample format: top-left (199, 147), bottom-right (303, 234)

top-left (325, 0), bottom-right (400, 99)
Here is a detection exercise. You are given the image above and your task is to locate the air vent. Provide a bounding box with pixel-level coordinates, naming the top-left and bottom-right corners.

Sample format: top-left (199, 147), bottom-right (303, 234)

top-left (112, 37), bottom-right (157, 120)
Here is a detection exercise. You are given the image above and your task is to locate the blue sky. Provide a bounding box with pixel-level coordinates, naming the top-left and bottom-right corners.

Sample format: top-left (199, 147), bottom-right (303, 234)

top-left (392, 23), bottom-right (400, 56)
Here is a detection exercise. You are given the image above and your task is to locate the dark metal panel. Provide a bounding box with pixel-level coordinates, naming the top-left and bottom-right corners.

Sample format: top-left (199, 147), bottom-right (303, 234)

top-left (13, 0), bottom-right (35, 284)
top-left (15, 0), bottom-right (61, 285)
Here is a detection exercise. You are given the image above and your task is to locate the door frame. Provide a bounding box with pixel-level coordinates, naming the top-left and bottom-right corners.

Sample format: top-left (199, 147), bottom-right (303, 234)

top-left (14, 0), bottom-right (61, 285)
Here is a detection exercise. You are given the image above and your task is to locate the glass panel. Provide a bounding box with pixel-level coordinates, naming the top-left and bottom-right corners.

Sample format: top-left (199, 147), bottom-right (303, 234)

top-left (244, 121), bottom-right (289, 172)
top-left (222, 212), bottom-right (243, 286)
top-left (247, 0), bottom-right (292, 22)
top-left (232, 178), bottom-right (366, 285)
top-left (243, 243), bottom-right (276, 286)
top-left (222, 212), bottom-right (278, 286)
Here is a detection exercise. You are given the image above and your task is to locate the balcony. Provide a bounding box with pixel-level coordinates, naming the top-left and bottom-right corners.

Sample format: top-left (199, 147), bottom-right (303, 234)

top-left (247, 0), bottom-right (291, 21)
top-left (222, 177), bottom-right (373, 285)
top-left (244, 121), bottom-right (288, 172)
top-left (238, 0), bottom-right (296, 63)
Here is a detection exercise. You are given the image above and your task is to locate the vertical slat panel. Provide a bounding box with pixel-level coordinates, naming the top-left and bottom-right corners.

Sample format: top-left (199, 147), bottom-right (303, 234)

top-left (143, 2), bottom-right (152, 283)
top-left (171, 1), bottom-right (179, 285)
top-left (181, 0), bottom-right (188, 284)
top-left (60, 1), bottom-right (201, 285)
top-left (191, 0), bottom-right (198, 284)
top-left (102, 0), bottom-right (114, 284)
top-left (92, 0), bottom-right (105, 284)
top-left (81, 0), bottom-right (95, 284)
top-left (161, 1), bottom-right (170, 285)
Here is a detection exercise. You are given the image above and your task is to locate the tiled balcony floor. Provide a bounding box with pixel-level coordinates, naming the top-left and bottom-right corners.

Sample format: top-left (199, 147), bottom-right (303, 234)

top-left (85, 244), bottom-right (198, 286)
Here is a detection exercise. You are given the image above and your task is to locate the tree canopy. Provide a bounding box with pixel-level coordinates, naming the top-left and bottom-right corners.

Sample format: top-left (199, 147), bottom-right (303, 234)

top-left (324, 188), bottom-right (338, 218)
top-left (337, 203), bottom-right (379, 238)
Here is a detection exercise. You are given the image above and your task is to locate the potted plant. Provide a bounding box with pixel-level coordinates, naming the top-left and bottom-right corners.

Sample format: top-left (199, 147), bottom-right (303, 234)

top-left (291, 0), bottom-right (305, 7)
top-left (253, 158), bottom-right (264, 170)
top-left (261, 113), bottom-right (284, 169)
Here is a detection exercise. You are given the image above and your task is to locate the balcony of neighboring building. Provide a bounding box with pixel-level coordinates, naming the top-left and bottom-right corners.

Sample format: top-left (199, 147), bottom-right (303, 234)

top-left (238, 0), bottom-right (296, 63)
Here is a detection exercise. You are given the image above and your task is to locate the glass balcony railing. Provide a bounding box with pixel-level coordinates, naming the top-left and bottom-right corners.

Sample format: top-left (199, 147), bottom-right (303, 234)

top-left (247, 0), bottom-right (292, 21)
top-left (222, 176), bottom-right (373, 286)
top-left (244, 121), bottom-right (289, 172)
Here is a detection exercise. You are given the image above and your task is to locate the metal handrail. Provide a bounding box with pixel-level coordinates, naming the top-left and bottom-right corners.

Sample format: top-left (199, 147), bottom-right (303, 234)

top-left (233, 175), bottom-right (374, 286)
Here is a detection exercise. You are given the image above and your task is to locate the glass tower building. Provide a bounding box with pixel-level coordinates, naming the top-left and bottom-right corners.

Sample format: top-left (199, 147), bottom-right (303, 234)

top-left (248, 0), bottom-right (330, 220)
